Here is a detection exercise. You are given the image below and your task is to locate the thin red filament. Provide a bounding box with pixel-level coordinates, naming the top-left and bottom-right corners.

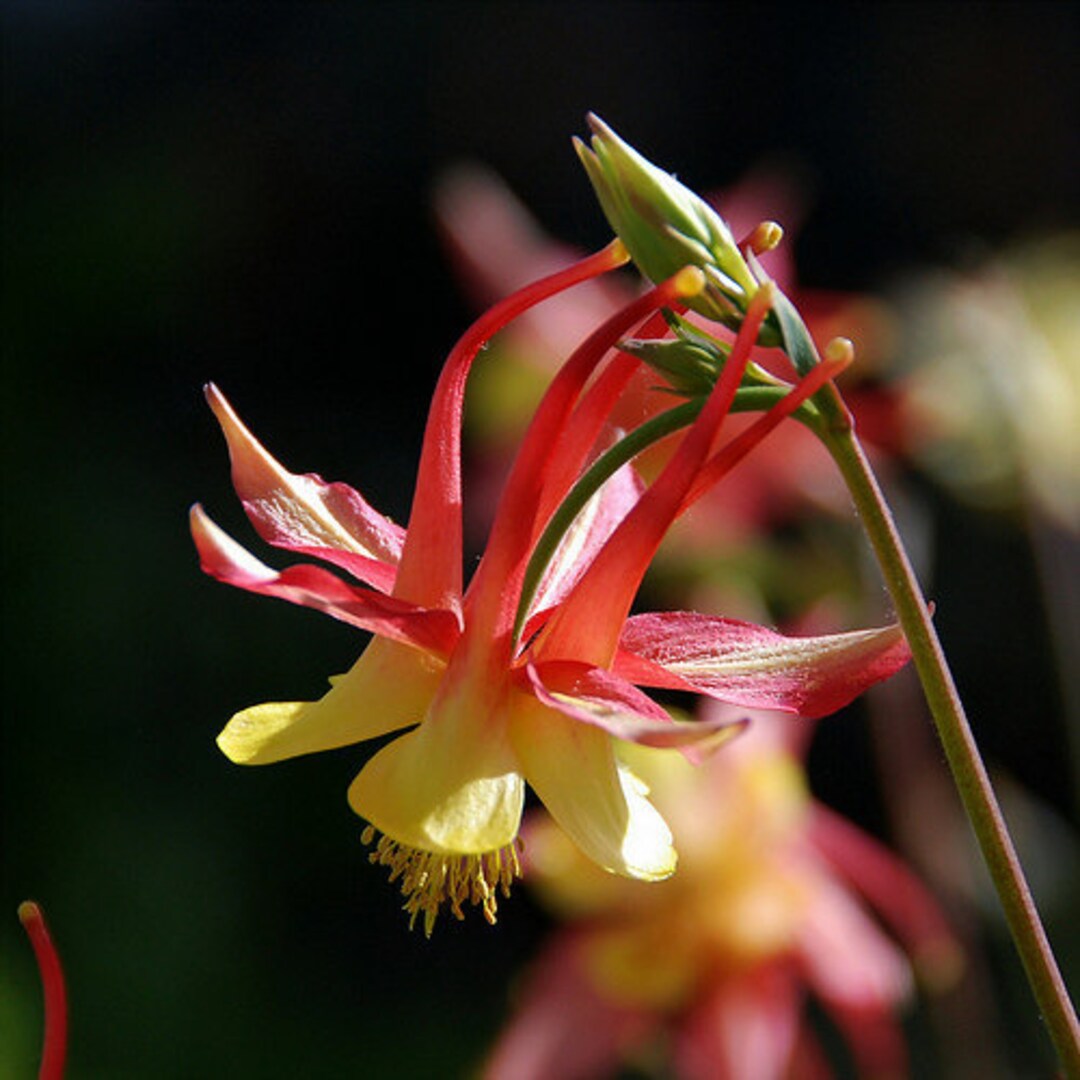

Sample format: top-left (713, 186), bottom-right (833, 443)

top-left (681, 353), bottom-right (850, 511)
top-left (394, 239), bottom-right (629, 611)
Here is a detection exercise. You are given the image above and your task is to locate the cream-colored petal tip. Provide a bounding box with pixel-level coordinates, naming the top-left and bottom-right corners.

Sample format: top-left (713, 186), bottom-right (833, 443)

top-left (613, 774), bottom-right (678, 881)
top-left (216, 701), bottom-right (308, 764)
top-left (620, 834), bottom-right (677, 882)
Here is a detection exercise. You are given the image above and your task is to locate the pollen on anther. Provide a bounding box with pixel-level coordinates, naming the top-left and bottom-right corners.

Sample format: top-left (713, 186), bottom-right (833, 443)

top-left (362, 826), bottom-right (523, 937)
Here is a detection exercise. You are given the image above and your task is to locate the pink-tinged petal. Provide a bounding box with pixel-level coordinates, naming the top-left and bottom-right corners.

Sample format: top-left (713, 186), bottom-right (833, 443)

top-left (796, 879), bottom-right (913, 1075)
top-left (510, 694), bottom-right (677, 880)
top-left (807, 804), bottom-right (963, 990)
top-left (217, 637), bottom-right (443, 764)
top-left (206, 384), bottom-right (402, 591)
top-left (524, 661), bottom-right (746, 756)
top-left (190, 505), bottom-right (460, 655)
top-left (795, 873), bottom-right (913, 1011)
top-left (527, 461), bottom-right (644, 620)
top-left (482, 931), bottom-right (655, 1080)
top-left (614, 612), bottom-right (911, 719)
top-left (395, 241), bottom-right (629, 613)
top-left (674, 964), bottom-right (802, 1080)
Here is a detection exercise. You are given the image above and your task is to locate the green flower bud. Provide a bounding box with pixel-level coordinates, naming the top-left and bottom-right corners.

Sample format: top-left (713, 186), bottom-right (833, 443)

top-left (576, 114), bottom-right (759, 323)
top-left (619, 311), bottom-right (783, 398)
top-left (618, 336), bottom-right (728, 398)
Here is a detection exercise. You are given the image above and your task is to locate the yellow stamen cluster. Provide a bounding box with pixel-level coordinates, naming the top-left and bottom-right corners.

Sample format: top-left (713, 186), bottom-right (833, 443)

top-left (362, 826), bottom-right (522, 937)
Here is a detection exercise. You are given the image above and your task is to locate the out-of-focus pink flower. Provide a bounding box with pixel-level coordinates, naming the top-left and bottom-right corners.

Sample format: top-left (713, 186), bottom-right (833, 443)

top-left (485, 707), bottom-right (961, 1080)
top-left (436, 167), bottom-right (899, 546)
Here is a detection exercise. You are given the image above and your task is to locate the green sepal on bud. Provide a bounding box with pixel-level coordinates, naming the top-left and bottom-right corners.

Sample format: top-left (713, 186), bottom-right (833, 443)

top-left (619, 311), bottom-right (785, 399)
top-left (576, 114), bottom-right (759, 325)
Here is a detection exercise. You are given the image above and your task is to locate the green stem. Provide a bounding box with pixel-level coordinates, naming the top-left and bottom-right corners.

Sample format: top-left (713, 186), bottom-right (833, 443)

top-left (514, 398), bottom-right (700, 641)
top-left (823, 423), bottom-right (1080, 1077)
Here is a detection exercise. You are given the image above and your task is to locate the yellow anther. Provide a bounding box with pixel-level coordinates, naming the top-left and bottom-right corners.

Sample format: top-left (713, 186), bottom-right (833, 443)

top-left (363, 827), bottom-right (523, 937)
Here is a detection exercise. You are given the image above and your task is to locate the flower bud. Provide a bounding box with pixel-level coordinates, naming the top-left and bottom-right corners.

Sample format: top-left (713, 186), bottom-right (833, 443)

top-left (619, 310), bottom-right (781, 399)
top-left (576, 114), bottom-right (758, 323)
top-left (618, 335), bottom-right (728, 398)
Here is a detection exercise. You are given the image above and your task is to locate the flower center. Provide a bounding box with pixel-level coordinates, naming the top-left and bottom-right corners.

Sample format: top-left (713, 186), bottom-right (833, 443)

top-left (362, 826), bottom-right (522, 936)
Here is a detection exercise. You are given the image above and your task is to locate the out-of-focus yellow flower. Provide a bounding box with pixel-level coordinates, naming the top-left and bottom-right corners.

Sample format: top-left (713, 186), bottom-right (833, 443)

top-left (486, 707), bottom-right (960, 1079)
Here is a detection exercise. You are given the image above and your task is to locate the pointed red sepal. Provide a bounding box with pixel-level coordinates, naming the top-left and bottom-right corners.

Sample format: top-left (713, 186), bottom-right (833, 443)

top-left (18, 901), bottom-right (68, 1080)
top-left (462, 268), bottom-right (707, 654)
top-left (205, 383), bottom-right (404, 593)
top-left (394, 240), bottom-right (629, 612)
top-left (533, 305), bottom-right (682, 528)
top-left (191, 506), bottom-right (460, 655)
top-left (534, 286), bottom-right (774, 668)
top-left (681, 351), bottom-right (852, 513)
top-left (613, 612), bottom-right (911, 719)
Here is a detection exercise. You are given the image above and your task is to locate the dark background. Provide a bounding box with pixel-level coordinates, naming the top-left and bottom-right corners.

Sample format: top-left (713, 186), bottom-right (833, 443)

top-left (3, 3), bottom-right (1077, 1076)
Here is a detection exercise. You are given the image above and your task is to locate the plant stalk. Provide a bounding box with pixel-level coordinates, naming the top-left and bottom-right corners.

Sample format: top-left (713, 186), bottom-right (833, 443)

top-left (822, 423), bottom-right (1080, 1077)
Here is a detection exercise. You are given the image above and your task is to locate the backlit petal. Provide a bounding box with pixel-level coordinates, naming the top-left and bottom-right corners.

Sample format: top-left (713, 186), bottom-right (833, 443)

top-left (396, 242), bottom-right (629, 614)
top-left (511, 696), bottom-right (676, 880)
top-left (217, 637), bottom-right (443, 764)
top-left (191, 505), bottom-right (460, 654)
top-left (615, 612), bottom-right (910, 718)
top-left (206, 384), bottom-right (403, 590)
top-left (348, 680), bottom-right (524, 854)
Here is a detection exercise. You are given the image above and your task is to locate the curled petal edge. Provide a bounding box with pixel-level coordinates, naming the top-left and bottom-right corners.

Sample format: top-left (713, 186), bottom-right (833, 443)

top-left (524, 660), bottom-right (747, 761)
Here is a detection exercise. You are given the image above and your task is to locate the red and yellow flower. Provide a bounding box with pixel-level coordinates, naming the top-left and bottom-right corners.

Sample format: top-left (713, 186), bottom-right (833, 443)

top-left (194, 244), bottom-right (910, 933)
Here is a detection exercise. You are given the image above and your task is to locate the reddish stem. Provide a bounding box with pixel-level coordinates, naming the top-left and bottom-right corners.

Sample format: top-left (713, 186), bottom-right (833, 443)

top-left (18, 901), bottom-right (68, 1080)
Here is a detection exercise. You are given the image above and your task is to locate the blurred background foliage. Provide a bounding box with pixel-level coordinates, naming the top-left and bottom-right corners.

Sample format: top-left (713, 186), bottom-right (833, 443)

top-left (2, 3), bottom-right (1077, 1077)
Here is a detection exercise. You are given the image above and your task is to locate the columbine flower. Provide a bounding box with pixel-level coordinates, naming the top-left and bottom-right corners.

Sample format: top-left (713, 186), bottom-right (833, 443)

top-left (193, 248), bottom-right (910, 934)
top-left (485, 706), bottom-right (961, 1080)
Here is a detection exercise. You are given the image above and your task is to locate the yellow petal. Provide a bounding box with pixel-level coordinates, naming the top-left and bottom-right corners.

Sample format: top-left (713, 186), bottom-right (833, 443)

top-left (511, 696), bottom-right (677, 881)
top-left (348, 681), bottom-right (523, 854)
top-left (217, 637), bottom-right (443, 764)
